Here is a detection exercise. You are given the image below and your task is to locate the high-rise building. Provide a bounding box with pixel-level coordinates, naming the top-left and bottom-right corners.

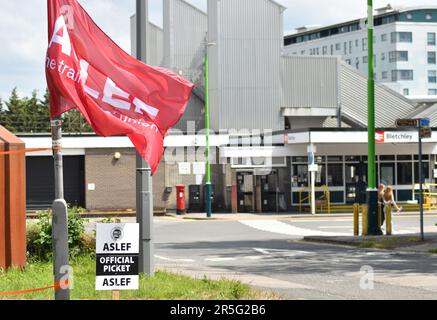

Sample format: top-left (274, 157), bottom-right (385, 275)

top-left (284, 5), bottom-right (437, 102)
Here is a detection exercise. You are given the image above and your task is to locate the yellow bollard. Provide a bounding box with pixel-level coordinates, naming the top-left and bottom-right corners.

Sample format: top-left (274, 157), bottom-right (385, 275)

top-left (386, 205), bottom-right (392, 236)
top-left (353, 204), bottom-right (360, 236)
top-left (361, 205), bottom-right (368, 236)
top-left (378, 204), bottom-right (382, 228)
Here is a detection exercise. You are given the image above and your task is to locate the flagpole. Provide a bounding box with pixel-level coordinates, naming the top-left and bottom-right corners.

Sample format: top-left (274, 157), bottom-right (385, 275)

top-left (51, 118), bottom-right (70, 300)
top-left (136, 0), bottom-right (154, 276)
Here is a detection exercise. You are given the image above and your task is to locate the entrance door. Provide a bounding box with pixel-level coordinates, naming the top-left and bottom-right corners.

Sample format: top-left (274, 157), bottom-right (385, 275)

top-left (237, 172), bottom-right (255, 213)
top-left (26, 156), bottom-right (85, 210)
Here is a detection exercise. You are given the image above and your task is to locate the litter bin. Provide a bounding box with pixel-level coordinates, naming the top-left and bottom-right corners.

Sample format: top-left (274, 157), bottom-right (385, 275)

top-left (176, 185), bottom-right (186, 215)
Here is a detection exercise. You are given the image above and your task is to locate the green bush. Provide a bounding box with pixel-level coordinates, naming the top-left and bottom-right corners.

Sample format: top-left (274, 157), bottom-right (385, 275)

top-left (27, 207), bottom-right (92, 261)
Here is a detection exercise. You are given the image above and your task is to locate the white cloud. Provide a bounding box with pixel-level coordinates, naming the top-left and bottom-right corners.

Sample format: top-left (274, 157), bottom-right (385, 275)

top-left (0, 0), bottom-right (436, 100)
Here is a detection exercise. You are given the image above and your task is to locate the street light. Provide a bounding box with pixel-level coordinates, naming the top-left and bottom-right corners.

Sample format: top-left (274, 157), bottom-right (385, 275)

top-left (366, 0), bottom-right (380, 235)
top-left (204, 41), bottom-right (216, 219)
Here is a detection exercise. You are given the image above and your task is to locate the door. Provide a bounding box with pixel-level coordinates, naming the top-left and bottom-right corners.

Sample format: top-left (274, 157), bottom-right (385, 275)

top-left (26, 156), bottom-right (85, 210)
top-left (237, 172), bottom-right (255, 213)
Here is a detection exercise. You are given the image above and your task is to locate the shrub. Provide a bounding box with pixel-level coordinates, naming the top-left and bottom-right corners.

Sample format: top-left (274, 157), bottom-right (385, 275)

top-left (27, 207), bottom-right (91, 261)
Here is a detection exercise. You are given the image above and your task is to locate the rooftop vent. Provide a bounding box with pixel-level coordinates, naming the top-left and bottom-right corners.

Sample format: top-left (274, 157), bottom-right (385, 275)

top-left (375, 4), bottom-right (394, 14)
top-left (295, 25), bottom-right (323, 33)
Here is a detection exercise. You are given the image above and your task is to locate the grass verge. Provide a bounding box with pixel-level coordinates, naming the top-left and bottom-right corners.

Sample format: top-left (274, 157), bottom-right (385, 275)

top-left (429, 248), bottom-right (437, 255)
top-left (0, 256), bottom-right (275, 300)
top-left (356, 236), bottom-right (424, 250)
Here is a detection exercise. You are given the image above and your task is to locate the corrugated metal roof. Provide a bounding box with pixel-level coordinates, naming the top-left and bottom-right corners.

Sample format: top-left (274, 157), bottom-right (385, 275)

top-left (408, 103), bottom-right (437, 127)
top-left (340, 62), bottom-right (417, 128)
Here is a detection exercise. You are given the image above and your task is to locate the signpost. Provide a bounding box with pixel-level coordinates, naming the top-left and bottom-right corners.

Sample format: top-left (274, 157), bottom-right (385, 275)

top-left (308, 145), bottom-right (317, 215)
top-left (96, 223), bottom-right (140, 293)
top-left (396, 118), bottom-right (431, 241)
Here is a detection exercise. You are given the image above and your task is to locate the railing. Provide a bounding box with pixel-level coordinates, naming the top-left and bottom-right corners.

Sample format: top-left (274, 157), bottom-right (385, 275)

top-left (298, 185), bottom-right (331, 214)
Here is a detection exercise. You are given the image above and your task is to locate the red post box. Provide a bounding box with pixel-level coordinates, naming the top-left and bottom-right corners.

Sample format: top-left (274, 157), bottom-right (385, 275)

top-left (176, 185), bottom-right (186, 215)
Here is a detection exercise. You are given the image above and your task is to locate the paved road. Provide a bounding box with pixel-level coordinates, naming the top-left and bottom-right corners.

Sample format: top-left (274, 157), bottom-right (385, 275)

top-left (88, 215), bottom-right (437, 299)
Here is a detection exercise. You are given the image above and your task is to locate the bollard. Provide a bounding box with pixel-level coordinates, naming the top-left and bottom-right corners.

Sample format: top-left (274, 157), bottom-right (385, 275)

top-left (361, 205), bottom-right (368, 236)
top-left (377, 204), bottom-right (381, 227)
top-left (353, 204), bottom-right (360, 236)
top-left (386, 205), bottom-right (392, 236)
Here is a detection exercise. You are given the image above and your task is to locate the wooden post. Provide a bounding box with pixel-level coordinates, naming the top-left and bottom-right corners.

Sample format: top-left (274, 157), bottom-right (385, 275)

top-left (0, 126), bottom-right (26, 270)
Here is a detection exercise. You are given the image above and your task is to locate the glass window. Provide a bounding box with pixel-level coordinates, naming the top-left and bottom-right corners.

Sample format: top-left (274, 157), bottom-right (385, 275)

top-left (356, 39), bottom-right (359, 47)
top-left (381, 34), bottom-right (387, 42)
top-left (346, 164), bottom-right (358, 183)
top-left (381, 52), bottom-right (386, 61)
top-left (397, 162), bottom-right (413, 185)
top-left (344, 42), bottom-right (347, 55)
top-left (397, 155), bottom-right (412, 161)
top-left (380, 163), bottom-right (395, 186)
top-left (363, 56), bottom-right (368, 64)
top-left (414, 155), bottom-right (429, 161)
top-left (315, 164), bottom-right (326, 187)
top-left (428, 52), bottom-right (436, 64)
top-left (414, 162), bottom-right (430, 183)
top-left (362, 38), bottom-right (367, 51)
top-left (327, 164), bottom-right (344, 187)
top-left (429, 89), bottom-right (437, 95)
top-left (380, 155), bottom-right (395, 161)
top-left (346, 156), bottom-right (361, 162)
top-left (391, 32), bottom-right (413, 43)
top-left (389, 51), bottom-right (408, 62)
top-left (428, 70), bottom-right (437, 83)
top-left (403, 88), bottom-right (410, 96)
top-left (392, 70), bottom-right (414, 81)
top-left (328, 156), bottom-right (343, 162)
top-left (428, 33), bottom-right (436, 46)
top-left (292, 164), bottom-right (308, 188)
top-left (426, 14), bottom-right (433, 20)
top-left (382, 71), bottom-right (388, 80)
top-left (322, 46), bottom-right (327, 55)
top-left (292, 157), bottom-right (308, 163)
top-left (335, 43), bottom-right (341, 51)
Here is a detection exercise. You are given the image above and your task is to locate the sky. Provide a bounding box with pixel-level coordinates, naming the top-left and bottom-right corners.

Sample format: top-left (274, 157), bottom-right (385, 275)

top-left (0, 0), bottom-right (436, 101)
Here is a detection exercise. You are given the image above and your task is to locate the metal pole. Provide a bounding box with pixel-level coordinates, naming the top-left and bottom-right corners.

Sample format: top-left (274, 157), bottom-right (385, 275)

top-left (136, 0), bottom-right (154, 276)
top-left (419, 125), bottom-right (425, 241)
top-left (311, 171), bottom-right (316, 215)
top-left (366, 0), bottom-right (380, 236)
top-left (205, 48), bottom-right (212, 218)
top-left (51, 119), bottom-right (70, 300)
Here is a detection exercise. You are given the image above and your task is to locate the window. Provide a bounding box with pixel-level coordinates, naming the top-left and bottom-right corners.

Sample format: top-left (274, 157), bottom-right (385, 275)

top-left (330, 44), bottom-right (334, 55)
top-left (382, 71), bottom-right (388, 80)
top-left (335, 43), bottom-right (341, 51)
top-left (356, 39), bottom-right (359, 47)
top-left (322, 46), bottom-right (328, 55)
top-left (344, 42), bottom-right (347, 55)
top-left (362, 38), bottom-right (367, 51)
top-left (406, 13), bottom-right (413, 20)
top-left (403, 88), bottom-right (410, 96)
top-left (429, 89), bottom-right (437, 95)
top-left (381, 52), bottom-right (386, 61)
top-left (327, 164), bottom-right (344, 187)
top-left (428, 52), bottom-right (436, 64)
top-left (301, 50), bottom-right (306, 55)
top-left (363, 56), bottom-right (368, 64)
top-left (356, 58), bottom-right (360, 69)
top-left (391, 32), bottom-right (413, 43)
top-left (414, 162), bottom-right (430, 184)
top-left (428, 33), bottom-right (436, 46)
top-left (428, 70), bottom-right (437, 83)
top-left (389, 51), bottom-right (408, 62)
top-left (349, 41), bottom-right (352, 54)
top-left (381, 34), bottom-right (387, 42)
top-left (426, 14), bottom-right (433, 20)
top-left (397, 162), bottom-right (413, 185)
top-left (316, 47), bottom-right (320, 55)
top-left (392, 70), bottom-right (414, 81)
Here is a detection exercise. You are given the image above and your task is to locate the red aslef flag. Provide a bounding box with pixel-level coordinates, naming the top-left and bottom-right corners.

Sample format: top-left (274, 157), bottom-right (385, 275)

top-left (46, 0), bottom-right (194, 175)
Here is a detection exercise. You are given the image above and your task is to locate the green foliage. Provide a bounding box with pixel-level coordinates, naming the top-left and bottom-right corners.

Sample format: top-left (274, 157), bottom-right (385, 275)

top-left (27, 207), bottom-right (91, 261)
top-left (0, 87), bottom-right (92, 133)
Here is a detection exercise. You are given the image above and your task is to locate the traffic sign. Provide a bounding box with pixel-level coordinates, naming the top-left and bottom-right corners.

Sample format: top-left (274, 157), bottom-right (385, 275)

top-left (420, 127), bottom-right (432, 139)
top-left (420, 118), bottom-right (431, 128)
top-left (396, 119), bottom-right (418, 128)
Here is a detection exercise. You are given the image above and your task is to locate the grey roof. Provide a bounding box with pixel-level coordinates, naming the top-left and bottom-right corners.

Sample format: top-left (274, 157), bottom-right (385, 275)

top-left (407, 103), bottom-right (437, 127)
top-left (339, 62), bottom-right (418, 128)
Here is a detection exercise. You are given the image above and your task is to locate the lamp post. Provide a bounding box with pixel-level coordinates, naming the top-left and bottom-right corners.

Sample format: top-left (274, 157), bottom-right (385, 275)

top-left (366, 0), bottom-right (380, 235)
top-left (204, 42), bottom-right (215, 218)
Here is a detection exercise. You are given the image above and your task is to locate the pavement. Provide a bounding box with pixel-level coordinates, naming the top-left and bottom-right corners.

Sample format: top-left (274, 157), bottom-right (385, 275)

top-left (79, 213), bottom-right (437, 299)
